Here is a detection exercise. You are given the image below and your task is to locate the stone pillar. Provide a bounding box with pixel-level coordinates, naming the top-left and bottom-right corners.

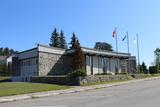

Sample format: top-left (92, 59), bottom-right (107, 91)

top-left (91, 56), bottom-right (93, 75)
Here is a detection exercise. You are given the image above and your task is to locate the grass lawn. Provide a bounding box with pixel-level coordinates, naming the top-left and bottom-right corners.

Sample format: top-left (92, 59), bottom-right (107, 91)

top-left (0, 82), bottom-right (71, 97)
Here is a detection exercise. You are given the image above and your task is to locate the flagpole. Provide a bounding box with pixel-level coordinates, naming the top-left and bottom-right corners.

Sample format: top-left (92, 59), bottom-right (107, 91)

top-left (136, 34), bottom-right (140, 73)
top-left (127, 31), bottom-right (130, 74)
top-left (115, 27), bottom-right (119, 74)
top-left (127, 32), bottom-right (130, 54)
top-left (115, 28), bottom-right (118, 53)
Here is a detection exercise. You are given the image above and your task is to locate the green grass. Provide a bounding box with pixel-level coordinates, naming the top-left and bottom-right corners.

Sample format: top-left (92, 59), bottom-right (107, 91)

top-left (0, 82), bottom-right (71, 97)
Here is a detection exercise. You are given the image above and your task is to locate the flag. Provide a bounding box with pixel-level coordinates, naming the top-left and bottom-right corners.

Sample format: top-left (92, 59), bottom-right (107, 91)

top-left (112, 30), bottom-right (116, 37)
top-left (122, 35), bottom-right (127, 41)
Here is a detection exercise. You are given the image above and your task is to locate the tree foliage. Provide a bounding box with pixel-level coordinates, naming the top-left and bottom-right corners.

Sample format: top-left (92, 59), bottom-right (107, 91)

top-left (0, 47), bottom-right (17, 56)
top-left (149, 66), bottom-right (158, 74)
top-left (59, 30), bottom-right (67, 49)
top-left (154, 48), bottom-right (160, 72)
top-left (94, 42), bottom-right (113, 51)
top-left (0, 63), bottom-right (12, 76)
top-left (50, 28), bottom-right (60, 48)
top-left (140, 62), bottom-right (148, 74)
top-left (69, 33), bottom-right (84, 70)
top-left (49, 28), bottom-right (67, 49)
top-left (69, 32), bottom-right (80, 49)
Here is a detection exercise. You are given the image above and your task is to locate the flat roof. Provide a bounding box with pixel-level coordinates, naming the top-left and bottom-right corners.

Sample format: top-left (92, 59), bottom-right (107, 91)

top-left (17, 44), bottom-right (133, 58)
top-left (81, 47), bottom-right (131, 58)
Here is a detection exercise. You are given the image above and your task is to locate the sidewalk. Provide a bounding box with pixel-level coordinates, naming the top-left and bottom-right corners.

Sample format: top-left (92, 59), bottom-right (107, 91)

top-left (0, 76), bottom-right (160, 103)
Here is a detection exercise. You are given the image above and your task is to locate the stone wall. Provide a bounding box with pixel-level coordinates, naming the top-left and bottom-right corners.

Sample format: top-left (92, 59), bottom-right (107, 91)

top-left (31, 75), bottom-right (131, 86)
top-left (79, 75), bottom-right (131, 85)
top-left (31, 76), bottom-right (79, 85)
top-left (38, 52), bottom-right (72, 76)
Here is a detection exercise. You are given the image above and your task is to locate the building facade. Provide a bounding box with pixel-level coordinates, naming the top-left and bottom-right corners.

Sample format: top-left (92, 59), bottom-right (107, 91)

top-left (12, 44), bottom-right (136, 81)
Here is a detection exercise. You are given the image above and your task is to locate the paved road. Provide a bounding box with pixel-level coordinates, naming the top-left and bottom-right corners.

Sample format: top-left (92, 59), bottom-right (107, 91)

top-left (1, 79), bottom-right (160, 107)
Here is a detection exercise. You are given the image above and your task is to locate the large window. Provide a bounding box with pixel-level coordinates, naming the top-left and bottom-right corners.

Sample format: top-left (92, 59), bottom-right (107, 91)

top-left (21, 58), bottom-right (37, 67)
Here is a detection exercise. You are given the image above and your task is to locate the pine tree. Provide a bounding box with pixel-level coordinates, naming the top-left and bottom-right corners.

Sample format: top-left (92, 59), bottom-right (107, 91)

top-left (3, 47), bottom-right (10, 56)
top-left (69, 33), bottom-right (84, 70)
top-left (0, 48), bottom-right (3, 55)
top-left (10, 49), bottom-right (14, 54)
top-left (69, 32), bottom-right (79, 49)
top-left (71, 38), bottom-right (84, 70)
top-left (49, 28), bottom-right (60, 48)
top-left (140, 62), bottom-right (148, 74)
top-left (60, 30), bottom-right (67, 49)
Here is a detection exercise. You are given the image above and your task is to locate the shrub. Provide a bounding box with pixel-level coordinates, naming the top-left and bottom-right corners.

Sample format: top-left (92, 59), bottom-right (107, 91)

top-left (95, 72), bottom-right (112, 75)
top-left (115, 72), bottom-right (128, 75)
top-left (67, 69), bottom-right (87, 78)
top-left (149, 66), bottom-right (158, 74)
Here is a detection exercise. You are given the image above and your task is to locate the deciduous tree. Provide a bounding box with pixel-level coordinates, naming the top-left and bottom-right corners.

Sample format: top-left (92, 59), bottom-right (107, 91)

top-left (94, 42), bottom-right (113, 51)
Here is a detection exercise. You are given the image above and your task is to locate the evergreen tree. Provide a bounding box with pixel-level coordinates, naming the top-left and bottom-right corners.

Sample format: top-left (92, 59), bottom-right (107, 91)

top-left (3, 47), bottom-right (10, 56)
top-left (0, 48), bottom-right (3, 55)
top-left (49, 28), bottom-right (60, 48)
top-left (154, 48), bottom-right (160, 72)
top-left (72, 41), bottom-right (84, 70)
top-left (140, 62), bottom-right (147, 74)
top-left (69, 32), bottom-right (79, 49)
top-left (10, 49), bottom-right (14, 54)
top-left (0, 47), bottom-right (17, 56)
top-left (60, 30), bottom-right (67, 49)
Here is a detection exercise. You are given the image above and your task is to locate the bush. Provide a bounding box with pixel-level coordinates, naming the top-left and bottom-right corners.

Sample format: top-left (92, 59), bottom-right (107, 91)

top-left (67, 69), bottom-right (87, 78)
top-left (149, 66), bottom-right (158, 74)
top-left (95, 72), bottom-right (112, 75)
top-left (115, 72), bottom-right (128, 75)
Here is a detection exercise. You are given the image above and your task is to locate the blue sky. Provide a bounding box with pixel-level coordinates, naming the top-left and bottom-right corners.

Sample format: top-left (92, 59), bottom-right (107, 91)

top-left (0, 0), bottom-right (160, 67)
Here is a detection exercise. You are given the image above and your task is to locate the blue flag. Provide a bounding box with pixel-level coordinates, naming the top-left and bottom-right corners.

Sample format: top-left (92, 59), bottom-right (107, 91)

top-left (122, 35), bottom-right (127, 41)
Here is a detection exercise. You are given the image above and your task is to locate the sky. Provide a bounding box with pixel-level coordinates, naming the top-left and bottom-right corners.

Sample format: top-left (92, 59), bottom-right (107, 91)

top-left (0, 0), bottom-right (160, 67)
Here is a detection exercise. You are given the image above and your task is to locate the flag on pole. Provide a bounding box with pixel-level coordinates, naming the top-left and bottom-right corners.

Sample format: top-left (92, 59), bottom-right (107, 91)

top-left (122, 35), bottom-right (127, 41)
top-left (112, 30), bottom-right (116, 37)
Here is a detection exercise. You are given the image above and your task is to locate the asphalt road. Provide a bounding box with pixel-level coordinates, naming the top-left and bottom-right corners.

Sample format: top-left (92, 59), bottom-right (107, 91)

top-left (1, 79), bottom-right (160, 107)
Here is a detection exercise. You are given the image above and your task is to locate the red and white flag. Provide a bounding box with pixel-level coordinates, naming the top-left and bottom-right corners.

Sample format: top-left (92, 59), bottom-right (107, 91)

top-left (112, 30), bottom-right (116, 37)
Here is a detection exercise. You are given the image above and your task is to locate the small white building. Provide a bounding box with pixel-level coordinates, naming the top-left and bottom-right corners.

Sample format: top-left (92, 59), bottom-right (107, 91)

top-left (0, 55), bottom-right (14, 65)
top-left (12, 44), bottom-right (136, 81)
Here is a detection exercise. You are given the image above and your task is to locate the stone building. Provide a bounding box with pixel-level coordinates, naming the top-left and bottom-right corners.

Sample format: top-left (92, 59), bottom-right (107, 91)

top-left (12, 44), bottom-right (136, 81)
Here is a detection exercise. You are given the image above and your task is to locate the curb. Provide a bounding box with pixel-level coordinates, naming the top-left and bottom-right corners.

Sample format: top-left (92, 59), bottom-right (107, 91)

top-left (0, 76), bottom-right (160, 103)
